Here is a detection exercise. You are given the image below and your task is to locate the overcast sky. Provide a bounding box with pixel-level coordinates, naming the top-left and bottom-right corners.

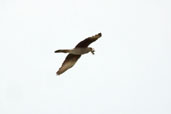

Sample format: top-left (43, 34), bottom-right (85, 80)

top-left (0, 0), bottom-right (171, 114)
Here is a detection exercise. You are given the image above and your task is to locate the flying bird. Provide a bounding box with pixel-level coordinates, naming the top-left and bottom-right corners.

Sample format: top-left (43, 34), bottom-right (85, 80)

top-left (54, 33), bottom-right (102, 75)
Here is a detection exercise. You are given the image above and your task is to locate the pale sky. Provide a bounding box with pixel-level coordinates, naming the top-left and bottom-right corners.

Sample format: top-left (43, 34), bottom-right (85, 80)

top-left (0, 0), bottom-right (171, 114)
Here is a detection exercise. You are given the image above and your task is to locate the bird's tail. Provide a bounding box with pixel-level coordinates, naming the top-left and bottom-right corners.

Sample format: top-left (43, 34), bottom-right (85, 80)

top-left (54, 49), bottom-right (70, 53)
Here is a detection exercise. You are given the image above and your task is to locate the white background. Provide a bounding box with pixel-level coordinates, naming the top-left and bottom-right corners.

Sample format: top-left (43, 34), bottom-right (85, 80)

top-left (0, 0), bottom-right (171, 113)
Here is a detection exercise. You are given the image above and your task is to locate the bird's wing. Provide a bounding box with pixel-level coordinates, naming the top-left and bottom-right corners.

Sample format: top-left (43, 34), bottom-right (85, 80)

top-left (57, 54), bottom-right (81, 75)
top-left (75, 33), bottom-right (102, 48)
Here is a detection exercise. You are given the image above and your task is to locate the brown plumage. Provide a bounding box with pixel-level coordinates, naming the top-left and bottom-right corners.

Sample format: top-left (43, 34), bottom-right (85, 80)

top-left (55, 33), bottom-right (102, 75)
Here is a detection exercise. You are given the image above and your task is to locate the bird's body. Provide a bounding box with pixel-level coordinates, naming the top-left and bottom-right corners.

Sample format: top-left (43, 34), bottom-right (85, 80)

top-left (55, 47), bottom-right (94, 55)
top-left (55, 33), bottom-right (102, 75)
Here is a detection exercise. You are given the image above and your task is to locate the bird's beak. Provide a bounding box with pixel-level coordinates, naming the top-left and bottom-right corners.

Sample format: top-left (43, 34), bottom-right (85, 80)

top-left (91, 48), bottom-right (95, 55)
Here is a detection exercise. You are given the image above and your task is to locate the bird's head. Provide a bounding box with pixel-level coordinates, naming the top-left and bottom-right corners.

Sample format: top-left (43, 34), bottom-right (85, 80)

top-left (88, 47), bottom-right (95, 55)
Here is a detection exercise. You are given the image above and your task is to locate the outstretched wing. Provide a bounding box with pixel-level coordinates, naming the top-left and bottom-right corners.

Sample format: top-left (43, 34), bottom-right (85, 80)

top-left (75, 33), bottom-right (102, 48)
top-left (57, 54), bottom-right (81, 75)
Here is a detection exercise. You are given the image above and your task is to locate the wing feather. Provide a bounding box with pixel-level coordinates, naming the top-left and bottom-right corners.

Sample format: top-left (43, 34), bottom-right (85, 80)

top-left (75, 33), bottom-right (101, 48)
top-left (57, 54), bottom-right (81, 75)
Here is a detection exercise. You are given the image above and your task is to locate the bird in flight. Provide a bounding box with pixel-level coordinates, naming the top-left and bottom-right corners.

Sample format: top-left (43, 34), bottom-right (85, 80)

top-left (54, 33), bottom-right (102, 75)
